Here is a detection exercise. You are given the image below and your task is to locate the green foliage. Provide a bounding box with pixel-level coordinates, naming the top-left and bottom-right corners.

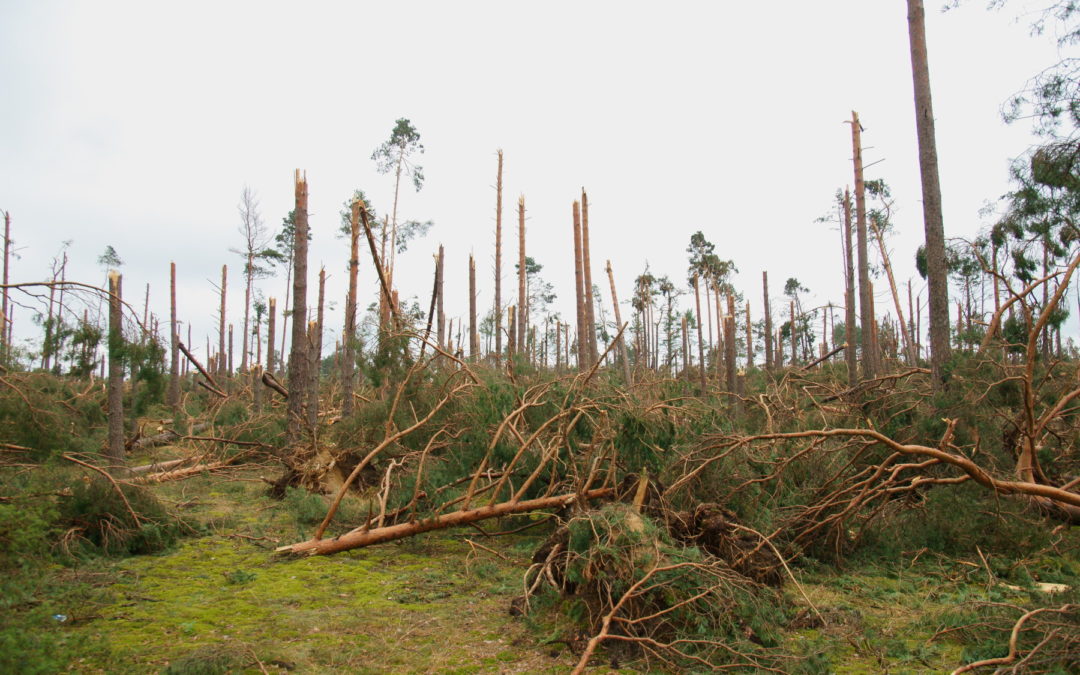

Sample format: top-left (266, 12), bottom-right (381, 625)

top-left (162, 646), bottom-right (242, 675)
top-left (58, 473), bottom-right (183, 557)
top-left (283, 486), bottom-right (327, 529)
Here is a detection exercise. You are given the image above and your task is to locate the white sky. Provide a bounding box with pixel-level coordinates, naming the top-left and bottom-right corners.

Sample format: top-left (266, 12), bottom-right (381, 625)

top-left (0, 1), bottom-right (1069, 361)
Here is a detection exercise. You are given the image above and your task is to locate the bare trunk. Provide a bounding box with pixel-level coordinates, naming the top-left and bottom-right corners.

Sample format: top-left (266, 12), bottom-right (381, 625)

top-left (469, 254), bottom-right (479, 359)
top-left (267, 298), bottom-right (277, 375)
top-left (693, 276), bottom-right (707, 396)
top-left (242, 253), bottom-right (252, 373)
top-left (437, 245), bottom-right (446, 350)
top-left (218, 265), bottom-right (228, 378)
top-left (725, 294), bottom-right (736, 394)
top-left (606, 260), bottom-right (632, 384)
top-left (572, 201), bottom-right (586, 369)
top-left (494, 150), bottom-right (504, 365)
top-left (168, 262), bottom-right (180, 409)
top-left (763, 271), bottom-right (773, 371)
top-left (851, 112), bottom-right (876, 380)
top-left (842, 189), bottom-right (858, 385)
top-left (1, 211), bottom-right (9, 362)
top-left (581, 189), bottom-right (597, 366)
top-left (107, 271), bottom-right (124, 467)
top-left (309, 268), bottom-right (325, 429)
top-left (745, 301), bottom-right (753, 370)
top-left (907, 0), bottom-right (951, 386)
top-left (517, 196), bottom-right (527, 353)
top-left (342, 202), bottom-right (360, 417)
top-left (286, 170), bottom-right (310, 446)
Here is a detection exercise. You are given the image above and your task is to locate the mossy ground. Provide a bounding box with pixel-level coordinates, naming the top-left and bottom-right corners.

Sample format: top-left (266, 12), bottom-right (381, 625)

top-left (11, 443), bottom-right (1079, 673)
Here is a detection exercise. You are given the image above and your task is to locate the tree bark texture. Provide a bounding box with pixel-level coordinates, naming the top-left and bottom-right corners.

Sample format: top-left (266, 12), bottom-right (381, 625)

top-left (286, 170), bottom-right (310, 446)
top-left (907, 0), bottom-right (951, 386)
top-left (107, 271), bottom-right (124, 466)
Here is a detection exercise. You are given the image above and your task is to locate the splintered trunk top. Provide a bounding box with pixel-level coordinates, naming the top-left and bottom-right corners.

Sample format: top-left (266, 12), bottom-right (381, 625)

top-left (286, 170), bottom-right (310, 446)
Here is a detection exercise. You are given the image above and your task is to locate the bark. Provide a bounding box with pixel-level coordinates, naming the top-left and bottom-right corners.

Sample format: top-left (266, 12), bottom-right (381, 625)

top-left (763, 271), bottom-right (773, 371)
top-left (851, 112), bottom-right (876, 379)
top-left (309, 269), bottom-right (325, 429)
top-left (218, 265), bottom-right (227, 377)
top-left (242, 254), bottom-right (251, 373)
top-left (228, 324), bottom-right (234, 375)
top-left (606, 260), bottom-right (632, 384)
top-left (843, 188), bottom-right (858, 386)
top-left (469, 254), bottom-right (479, 359)
top-left (1, 210), bottom-right (9, 362)
top-left (266, 298), bottom-right (277, 375)
top-left (342, 202), bottom-right (360, 417)
top-left (436, 245), bottom-right (446, 350)
top-left (278, 488), bottom-right (614, 556)
top-left (581, 189), bottom-right (598, 366)
top-left (168, 262), bottom-right (180, 410)
top-left (693, 276), bottom-right (707, 396)
top-left (681, 314), bottom-right (688, 375)
top-left (106, 271), bottom-right (124, 466)
top-left (494, 149), bottom-right (504, 365)
top-left (725, 294), bottom-right (736, 394)
top-left (572, 201), bottom-right (586, 368)
top-left (178, 341), bottom-right (226, 397)
top-left (907, 0), bottom-right (951, 386)
top-left (745, 301), bottom-right (753, 370)
top-left (517, 196), bottom-right (527, 354)
top-left (286, 170), bottom-right (310, 446)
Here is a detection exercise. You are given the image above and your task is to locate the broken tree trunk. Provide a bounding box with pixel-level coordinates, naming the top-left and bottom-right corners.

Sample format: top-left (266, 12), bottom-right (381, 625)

top-left (693, 276), bottom-right (707, 396)
top-left (107, 271), bottom-right (125, 467)
top-left (573, 201), bottom-right (586, 369)
top-left (606, 260), bottom-right (632, 385)
top-left (342, 202), bottom-right (360, 418)
top-left (168, 261), bottom-right (180, 410)
top-left (581, 189), bottom-right (598, 366)
top-left (469, 254), bottom-right (479, 359)
top-left (494, 149), bottom-right (504, 366)
top-left (279, 488), bottom-right (615, 556)
top-left (218, 264), bottom-right (228, 378)
top-left (286, 170), bottom-right (310, 446)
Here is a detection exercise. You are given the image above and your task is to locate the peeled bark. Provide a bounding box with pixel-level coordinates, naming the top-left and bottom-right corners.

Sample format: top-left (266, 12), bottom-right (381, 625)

top-left (907, 0), bottom-right (951, 387)
top-left (106, 271), bottom-right (124, 466)
top-left (286, 170), bottom-right (310, 446)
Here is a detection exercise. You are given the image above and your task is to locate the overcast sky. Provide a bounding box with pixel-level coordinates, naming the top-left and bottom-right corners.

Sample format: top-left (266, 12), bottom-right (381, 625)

top-left (0, 1), bottom-right (1068, 362)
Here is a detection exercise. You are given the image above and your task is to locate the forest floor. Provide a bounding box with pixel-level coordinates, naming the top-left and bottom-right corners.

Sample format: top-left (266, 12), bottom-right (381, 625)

top-left (19, 441), bottom-right (1079, 674)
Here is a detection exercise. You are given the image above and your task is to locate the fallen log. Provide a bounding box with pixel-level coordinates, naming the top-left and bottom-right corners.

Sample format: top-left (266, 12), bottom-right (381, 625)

top-left (178, 341), bottom-right (227, 397)
top-left (277, 487), bottom-right (615, 557)
top-left (131, 458), bottom-right (241, 484)
top-left (128, 456), bottom-right (196, 475)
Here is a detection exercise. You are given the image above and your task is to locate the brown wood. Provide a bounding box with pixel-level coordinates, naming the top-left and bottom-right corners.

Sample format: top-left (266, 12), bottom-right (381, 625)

top-left (469, 254), bottom-right (479, 359)
top-left (851, 112), bottom-right (876, 379)
top-left (572, 201), bottom-right (586, 368)
top-left (342, 201), bottom-right (360, 417)
top-left (168, 262), bottom-right (180, 409)
top-left (907, 0), bottom-right (951, 386)
top-left (280, 488), bottom-right (614, 556)
top-left (494, 149), bottom-right (504, 365)
top-left (581, 189), bottom-right (597, 366)
top-left (106, 272), bottom-right (124, 464)
top-left (218, 265), bottom-right (228, 377)
top-left (517, 196), bottom-right (527, 354)
top-left (762, 271), bottom-right (773, 371)
top-left (286, 170), bottom-right (310, 446)
top-left (606, 260), bottom-right (632, 384)
top-left (693, 276), bottom-right (707, 396)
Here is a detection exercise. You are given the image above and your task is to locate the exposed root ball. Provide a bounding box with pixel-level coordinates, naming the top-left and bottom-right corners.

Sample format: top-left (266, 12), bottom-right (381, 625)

top-left (669, 503), bottom-right (784, 586)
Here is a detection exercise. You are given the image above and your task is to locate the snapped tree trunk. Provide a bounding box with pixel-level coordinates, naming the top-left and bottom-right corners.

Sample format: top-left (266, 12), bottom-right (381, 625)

top-left (842, 188), bottom-right (858, 386)
top-left (469, 254), bottom-right (480, 359)
top-left (168, 262), bottom-right (180, 410)
top-left (107, 271), bottom-right (124, 467)
top-left (219, 264), bottom-right (228, 378)
top-left (342, 202), bottom-right (360, 417)
top-left (581, 189), bottom-right (597, 366)
top-left (907, 0), bottom-right (951, 387)
top-left (309, 268), bottom-right (325, 429)
top-left (606, 260), bottom-right (632, 384)
top-left (517, 196), bottom-right (527, 354)
top-left (851, 112), bottom-right (876, 380)
top-left (494, 149), bottom-right (504, 366)
top-left (286, 170), bottom-right (310, 446)
top-left (763, 271), bottom-right (773, 371)
top-left (693, 276), bottom-right (707, 396)
top-left (572, 201), bottom-right (586, 369)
